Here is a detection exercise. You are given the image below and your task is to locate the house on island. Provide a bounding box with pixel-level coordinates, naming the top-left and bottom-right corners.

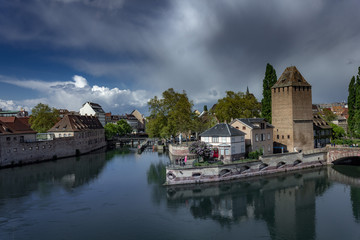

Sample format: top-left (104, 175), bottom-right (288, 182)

top-left (230, 118), bottom-right (274, 155)
top-left (80, 102), bottom-right (106, 126)
top-left (200, 123), bottom-right (245, 162)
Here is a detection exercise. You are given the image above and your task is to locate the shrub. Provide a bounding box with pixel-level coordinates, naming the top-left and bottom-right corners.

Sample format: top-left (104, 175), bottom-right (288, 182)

top-left (248, 149), bottom-right (263, 159)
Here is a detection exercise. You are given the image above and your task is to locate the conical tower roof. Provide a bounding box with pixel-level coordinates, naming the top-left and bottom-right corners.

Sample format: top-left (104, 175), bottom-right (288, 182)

top-left (272, 66), bottom-right (311, 88)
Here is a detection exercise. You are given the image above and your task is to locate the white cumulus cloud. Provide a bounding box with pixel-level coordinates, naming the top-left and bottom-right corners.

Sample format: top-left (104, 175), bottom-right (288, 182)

top-left (0, 75), bottom-right (152, 114)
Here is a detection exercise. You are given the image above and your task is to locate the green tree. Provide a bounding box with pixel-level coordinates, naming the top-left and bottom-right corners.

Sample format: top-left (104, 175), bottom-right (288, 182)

top-left (29, 103), bottom-right (59, 133)
top-left (203, 105), bottom-right (208, 112)
top-left (348, 76), bottom-right (356, 135)
top-left (117, 119), bottom-right (133, 135)
top-left (212, 91), bottom-right (260, 123)
top-left (146, 88), bottom-right (193, 139)
top-left (322, 109), bottom-right (337, 122)
top-left (330, 123), bottom-right (344, 140)
top-left (104, 120), bottom-right (132, 140)
top-left (261, 63), bottom-right (277, 123)
top-left (104, 122), bottom-right (119, 140)
top-left (354, 67), bottom-right (360, 135)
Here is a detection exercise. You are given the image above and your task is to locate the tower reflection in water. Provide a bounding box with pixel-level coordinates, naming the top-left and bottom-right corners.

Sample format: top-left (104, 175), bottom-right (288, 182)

top-left (165, 168), bottom-right (330, 240)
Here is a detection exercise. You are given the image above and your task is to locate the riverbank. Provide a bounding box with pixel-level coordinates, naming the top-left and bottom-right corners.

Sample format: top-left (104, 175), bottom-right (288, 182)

top-left (165, 148), bottom-right (328, 185)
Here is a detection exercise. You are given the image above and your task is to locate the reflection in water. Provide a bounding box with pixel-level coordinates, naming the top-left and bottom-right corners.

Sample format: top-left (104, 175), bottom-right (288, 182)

top-left (147, 160), bottom-right (167, 206)
top-left (332, 165), bottom-right (360, 224)
top-left (0, 149), bottom-right (113, 200)
top-left (165, 168), bottom-right (330, 239)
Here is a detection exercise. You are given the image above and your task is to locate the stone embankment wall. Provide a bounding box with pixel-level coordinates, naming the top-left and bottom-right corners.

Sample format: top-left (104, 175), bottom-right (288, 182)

top-left (165, 149), bottom-right (328, 185)
top-left (0, 135), bottom-right (106, 168)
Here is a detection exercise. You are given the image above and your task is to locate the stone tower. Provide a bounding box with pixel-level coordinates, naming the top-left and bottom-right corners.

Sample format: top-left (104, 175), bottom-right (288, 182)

top-left (271, 66), bottom-right (314, 152)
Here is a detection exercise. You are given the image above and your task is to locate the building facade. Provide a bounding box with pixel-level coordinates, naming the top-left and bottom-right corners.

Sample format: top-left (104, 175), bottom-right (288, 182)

top-left (272, 66), bottom-right (314, 152)
top-left (313, 114), bottom-right (332, 148)
top-left (79, 102), bottom-right (106, 126)
top-left (230, 118), bottom-right (273, 155)
top-left (200, 123), bottom-right (245, 162)
top-left (0, 116), bottom-right (106, 167)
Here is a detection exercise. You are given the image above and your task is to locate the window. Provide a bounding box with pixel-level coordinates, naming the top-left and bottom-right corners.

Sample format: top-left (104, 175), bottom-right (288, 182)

top-left (6, 137), bottom-right (10, 141)
top-left (282, 135), bottom-right (284, 139)
top-left (268, 133), bottom-right (271, 140)
top-left (213, 137), bottom-right (219, 143)
top-left (255, 134), bottom-right (259, 142)
top-left (13, 137), bottom-right (17, 141)
top-left (220, 149), bottom-right (225, 155)
top-left (225, 149), bottom-right (230, 155)
top-left (277, 135), bottom-right (279, 139)
top-left (242, 126), bottom-right (246, 130)
top-left (59, 134), bottom-right (62, 137)
top-left (221, 137), bottom-right (226, 143)
top-left (20, 136), bottom-right (24, 143)
top-left (268, 145), bottom-right (271, 152)
top-left (288, 135), bottom-right (290, 139)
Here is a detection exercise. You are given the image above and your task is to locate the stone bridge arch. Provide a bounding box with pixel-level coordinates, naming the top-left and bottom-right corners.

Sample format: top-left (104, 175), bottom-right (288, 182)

top-left (327, 147), bottom-right (360, 164)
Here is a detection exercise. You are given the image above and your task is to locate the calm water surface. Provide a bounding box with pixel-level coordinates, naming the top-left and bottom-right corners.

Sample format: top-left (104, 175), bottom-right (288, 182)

top-left (1, 148), bottom-right (360, 240)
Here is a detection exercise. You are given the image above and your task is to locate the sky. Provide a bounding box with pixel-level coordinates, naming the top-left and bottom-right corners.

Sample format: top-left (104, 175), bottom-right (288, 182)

top-left (0, 0), bottom-right (360, 115)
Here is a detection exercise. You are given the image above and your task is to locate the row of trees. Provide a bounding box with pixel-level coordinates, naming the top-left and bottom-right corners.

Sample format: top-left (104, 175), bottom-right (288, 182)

top-left (146, 63), bottom-right (278, 139)
top-left (348, 67), bottom-right (360, 136)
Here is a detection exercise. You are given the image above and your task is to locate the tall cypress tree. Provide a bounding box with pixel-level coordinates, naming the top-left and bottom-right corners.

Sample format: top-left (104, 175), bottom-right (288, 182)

top-left (348, 76), bottom-right (356, 135)
top-left (354, 67), bottom-right (360, 135)
top-left (261, 63), bottom-right (277, 123)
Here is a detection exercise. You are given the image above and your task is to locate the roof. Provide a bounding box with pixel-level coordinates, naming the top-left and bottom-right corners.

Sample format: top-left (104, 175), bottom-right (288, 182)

top-left (313, 114), bottom-right (332, 130)
top-left (272, 66), bottom-right (311, 88)
top-left (48, 115), bottom-right (103, 132)
top-left (0, 117), bottom-right (36, 135)
top-left (83, 102), bottom-right (105, 113)
top-left (231, 118), bottom-right (274, 129)
top-left (200, 123), bottom-right (245, 137)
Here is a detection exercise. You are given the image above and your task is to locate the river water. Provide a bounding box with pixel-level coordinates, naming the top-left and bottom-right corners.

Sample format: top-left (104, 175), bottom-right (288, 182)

top-left (1, 148), bottom-right (360, 240)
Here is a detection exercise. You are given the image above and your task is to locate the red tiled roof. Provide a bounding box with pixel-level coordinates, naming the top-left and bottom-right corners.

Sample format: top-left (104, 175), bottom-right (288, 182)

top-left (0, 117), bottom-right (36, 135)
top-left (48, 115), bottom-right (103, 132)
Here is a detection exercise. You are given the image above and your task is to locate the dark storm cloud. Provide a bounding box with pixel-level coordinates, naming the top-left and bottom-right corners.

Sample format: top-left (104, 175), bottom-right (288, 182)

top-left (1, 0), bottom-right (360, 112)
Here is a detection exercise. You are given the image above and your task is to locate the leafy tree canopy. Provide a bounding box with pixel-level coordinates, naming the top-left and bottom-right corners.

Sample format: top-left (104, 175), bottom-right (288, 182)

top-left (146, 88), bottom-right (193, 139)
top-left (212, 91), bottom-right (260, 123)
top-left (29, 103), bottom-right (59, 133)
top-left (104, 119), bottom-right (132, 140)
top-left (330, 123), bottom-right (345, 140)
top-left (322, 108), bottom-right (337, 122)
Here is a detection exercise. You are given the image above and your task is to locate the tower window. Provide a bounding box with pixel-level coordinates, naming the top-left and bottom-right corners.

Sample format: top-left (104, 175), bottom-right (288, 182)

top-left (288, 135), bottom-right (290, 139)
top-left (282, 135), bottom-right (284, 139)
top-left (277, 135), bottom-right (279, 139)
